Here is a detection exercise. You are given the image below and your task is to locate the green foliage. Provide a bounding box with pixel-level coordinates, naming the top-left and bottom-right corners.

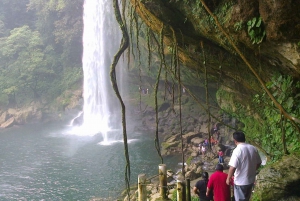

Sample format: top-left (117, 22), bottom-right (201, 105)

top-left (0, 0), bottom-right (35, 30)
top-left (247, 17), bottom-right (266, 44)
top-left (234, 20), bottom-right (243, 31)
top-left (171, 190), bottom-right (198, 201)
top-left (46, 67), bottom-right (82, 104)
top-left (220, 1), bottom-right (234, 17)
top-left (172, 190), bottom-right (176, 201)
top-left (0, 0), bottom-right (83, 108)
top-left (191, 196), bottom-right (198, 201)
top-left (251, 191), bottom-right (260, 201)
top-left (250, 75), bottom-right (300, 160)
top-left (217, 75), bottom-right (300, 162)
top-left (186, 155), bottom-right (193, 166)
top-left (0, 25), bottom-right (54, 103)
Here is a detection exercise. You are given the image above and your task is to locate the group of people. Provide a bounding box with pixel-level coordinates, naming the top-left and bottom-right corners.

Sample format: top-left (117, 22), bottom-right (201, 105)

top-left (194, 131), bottom-right (262, 201)
top-left (138, 86), bottom-right (149, 94)
top-left (194, 164), bottom-right (231, 201)
top-left (199, 136), bottom-right (219, 156)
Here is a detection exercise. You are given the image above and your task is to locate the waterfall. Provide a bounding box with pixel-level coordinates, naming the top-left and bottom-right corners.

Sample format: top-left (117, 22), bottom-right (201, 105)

top-left (70, 0), bottom-right (122, 144)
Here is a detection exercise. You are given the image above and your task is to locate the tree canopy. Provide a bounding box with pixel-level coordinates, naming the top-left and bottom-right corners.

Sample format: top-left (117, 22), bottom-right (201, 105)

top-left (0, 0), bottom-right (83, 107)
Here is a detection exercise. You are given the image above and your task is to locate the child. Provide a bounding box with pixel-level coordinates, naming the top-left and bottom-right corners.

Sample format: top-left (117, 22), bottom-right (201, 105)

top-left (218, 149), bottom-right (224, 163)
top-left (201, 145), bottom-right (206, 156)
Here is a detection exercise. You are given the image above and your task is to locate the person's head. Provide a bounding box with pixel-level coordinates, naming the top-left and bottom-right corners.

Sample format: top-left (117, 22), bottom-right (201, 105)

top-left (233, 131), bottom-right (246, 143)
top-left (215, 163), bottom-right (224, 171)
top-left (202, 172), bottom-right (209, 179)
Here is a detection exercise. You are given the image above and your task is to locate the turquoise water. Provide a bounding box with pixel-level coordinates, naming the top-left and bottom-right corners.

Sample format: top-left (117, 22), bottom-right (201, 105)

top-left (0, 119), bottom-right (179, 200)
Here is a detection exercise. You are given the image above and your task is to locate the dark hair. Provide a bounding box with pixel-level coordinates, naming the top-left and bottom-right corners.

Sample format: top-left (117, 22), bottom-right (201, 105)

top-left (215, 164), bottom-right (224, 171)
top-left (202, 172), bottom-right (209, 179)
top-left (233, 131), bottom-right (246, 142)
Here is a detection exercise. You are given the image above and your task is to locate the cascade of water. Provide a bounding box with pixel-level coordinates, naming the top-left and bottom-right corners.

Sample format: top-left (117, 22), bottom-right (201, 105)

top-left (70, 0), bottom-right (122, 143)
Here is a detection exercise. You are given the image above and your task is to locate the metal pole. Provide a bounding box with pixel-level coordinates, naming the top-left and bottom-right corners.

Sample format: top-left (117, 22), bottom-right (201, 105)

top-left (138, 174), bottom-right (147, 201)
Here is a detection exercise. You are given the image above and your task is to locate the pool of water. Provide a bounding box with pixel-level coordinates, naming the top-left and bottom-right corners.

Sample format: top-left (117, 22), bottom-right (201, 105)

top-left (0, 119), bottom-right (179, 200)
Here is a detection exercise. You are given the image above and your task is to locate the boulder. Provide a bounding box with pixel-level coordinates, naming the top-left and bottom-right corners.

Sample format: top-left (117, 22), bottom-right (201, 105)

top-left (0, 111), bottom-right (8, 124)
top-left (0, 117), bottom-right (15, 128)
top-left (185, 170), bottom-right (201, 180)
top-left (193, 125), bottom-right (201, 133)
top-left (191, 151), bottom-right (198, 157)
top-left (254, 154), bottom-right (300, 201)
top-left (165, 134), bottom-right (181, 143)
top-left (183, 131), bottom-right (201, 143)
top-left (158, 102), bottom-right (170, 112)
top-left (7, 108), bottom-right (17, 115)
top-left (186, 125), bottom-right (195, 133)
top-left (200, 124), bottom-right (209, 133)
top-left (161, 141), bottom-right (180, 149)
top-left (191, 137), bottom-right (204, 146)
top-left (198, 115), bottom-right (209, 124)
top-left (14, 106), bottom-right (43, 124)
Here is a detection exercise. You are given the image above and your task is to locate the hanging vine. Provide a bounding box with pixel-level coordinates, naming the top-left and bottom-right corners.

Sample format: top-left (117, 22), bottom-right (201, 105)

top-left (153, 25), bottom-right (166, 164)
top-left (146, 27), bottom-right (152, 70)
top-left (129, 3), bottom-right (135, 60)
top-left (201, 41), bottom-right (212, 150)
top-left (177, 39), bottom-right (185, 179)
top-left (111, 0), bottom-right (130, 196)
top-left (199, 0), bottom-right (300, 136)
top-left (171, 28), bottom-right (178, 111)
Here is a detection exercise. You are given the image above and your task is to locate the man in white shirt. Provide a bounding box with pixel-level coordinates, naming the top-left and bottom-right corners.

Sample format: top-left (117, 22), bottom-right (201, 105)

top-left (226, 131), bottom-right (262, 201)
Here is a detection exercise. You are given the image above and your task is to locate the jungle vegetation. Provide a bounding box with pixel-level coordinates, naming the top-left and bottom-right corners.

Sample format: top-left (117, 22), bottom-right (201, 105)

top-left (0, 0), bottom-right (83, 108)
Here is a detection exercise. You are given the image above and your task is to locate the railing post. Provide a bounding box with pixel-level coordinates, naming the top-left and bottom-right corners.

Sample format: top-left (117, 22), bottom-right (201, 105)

top-left (177, 176), bottom-right (186, 201)
top-left (186, 179), bottom-right (191, 201)
top-left (159, 164), bottom-right (167, 199)
top-left (138, 174), bottom-right (147, 201)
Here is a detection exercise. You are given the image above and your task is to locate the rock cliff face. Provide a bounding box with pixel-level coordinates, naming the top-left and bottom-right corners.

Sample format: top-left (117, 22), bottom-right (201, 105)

top-left (130, 0), bottom-right (300, 103)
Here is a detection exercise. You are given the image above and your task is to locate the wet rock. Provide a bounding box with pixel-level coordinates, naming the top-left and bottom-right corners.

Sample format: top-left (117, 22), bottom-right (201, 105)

top-left (185, 170), bottom-right (200, 180)
top-left (0, 111), bottom-right (9, 124)
top-left (191, 137), bottom-right (204, 146)
top-left (254, 154), bottom-right (300, 201)
top-left (191, 151), bottom-right (198, 157)
top-left (0, 117), bottom-right (15, 128)
top-left (183, 131), bottom-right (201, 143)
top-left (158, 102), bottom-right (170, 112)
top-left (165, 134), bottom-right (181, 142)
top-left (72, 112), bottom-right (83, 126)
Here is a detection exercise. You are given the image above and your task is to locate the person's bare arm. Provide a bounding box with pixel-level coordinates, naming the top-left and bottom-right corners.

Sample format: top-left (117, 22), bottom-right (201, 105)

top-left (193, 186), bottom-right (198, 195)
top-left (226, 166), bottom-right (236, 185)
top-left (206, 187), bottom-right (211, 197)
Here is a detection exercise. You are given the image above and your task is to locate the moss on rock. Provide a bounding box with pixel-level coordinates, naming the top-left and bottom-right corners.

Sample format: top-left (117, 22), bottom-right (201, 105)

top-left (254, 154), bottom-right (300, 201)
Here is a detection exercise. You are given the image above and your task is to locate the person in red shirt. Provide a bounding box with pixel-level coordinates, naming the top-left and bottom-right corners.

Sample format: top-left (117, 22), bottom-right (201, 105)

top-left (206, 164), bottom-right (231, 201)
top-left (218, 149), bottom-right (224, 164)
top-left (210, 136), bottom-right (218, 145)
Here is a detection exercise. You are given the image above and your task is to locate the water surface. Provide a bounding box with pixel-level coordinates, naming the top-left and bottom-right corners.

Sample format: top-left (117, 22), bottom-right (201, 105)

top-left (0, 120), bottom-right (179, 200)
